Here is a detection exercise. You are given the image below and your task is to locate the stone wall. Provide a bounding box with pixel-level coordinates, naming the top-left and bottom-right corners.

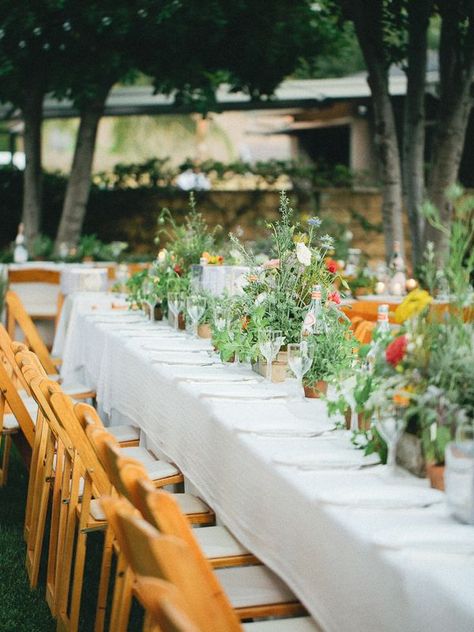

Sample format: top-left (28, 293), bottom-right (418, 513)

top-left (84, 187), bottom-right (388, 259)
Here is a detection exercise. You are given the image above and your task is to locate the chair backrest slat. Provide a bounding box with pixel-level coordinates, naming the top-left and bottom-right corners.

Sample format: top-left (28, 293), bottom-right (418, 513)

top-left (8, 269), bottom-right (61, 285)
top-left (5, 291), bottom-right (57, 374)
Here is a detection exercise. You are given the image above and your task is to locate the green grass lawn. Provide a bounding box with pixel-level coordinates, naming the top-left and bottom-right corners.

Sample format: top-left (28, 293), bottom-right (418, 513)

top-left (0, 445), bottom-right (55, 632)
top-left (0, 444), bottom-right (143, 632)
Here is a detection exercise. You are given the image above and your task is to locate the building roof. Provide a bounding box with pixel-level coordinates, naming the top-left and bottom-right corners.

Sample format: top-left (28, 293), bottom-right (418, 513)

top-left (1, 70), bottom-right (439, 121)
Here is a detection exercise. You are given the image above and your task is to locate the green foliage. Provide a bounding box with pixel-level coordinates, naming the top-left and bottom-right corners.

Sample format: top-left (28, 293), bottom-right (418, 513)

top-left (422, 184), bottom-right (474, 303)
top-left (30, 233), bottom-right (54, 259)
top-left (304, 314), bottom-right (355, 384)
top-left (156, 193), bottom-right (219, 273)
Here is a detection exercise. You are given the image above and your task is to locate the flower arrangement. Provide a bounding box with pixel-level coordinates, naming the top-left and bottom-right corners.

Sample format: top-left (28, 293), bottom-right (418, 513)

top-left (201, 252), bottom-right (224, 265)
top-left (213, 192), bottom-right (347, 362)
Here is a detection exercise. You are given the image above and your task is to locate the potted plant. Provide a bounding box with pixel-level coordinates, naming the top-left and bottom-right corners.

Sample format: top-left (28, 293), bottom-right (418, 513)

top-left (303, 315), bottom-right (354, 398)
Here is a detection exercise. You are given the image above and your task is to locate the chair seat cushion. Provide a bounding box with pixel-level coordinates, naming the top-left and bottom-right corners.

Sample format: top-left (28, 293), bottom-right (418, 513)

top-left (89, 498), bottom-right (106, 522)
top-left (194, 525), bottom-right (248, 559)
top-left (173, 492), bottom-right (211, 516)
top-left (216, 565), bottom-right (296, 609)
top-left (243, 617), bottom-right (321, 631)
top-left (2, 413), bottom-right (20, 432)
top-left (61, 381), bottom-right (95, 397)
top-left (122, 447), bottom-right (180, 480)
top-left (107, 424), bottom-right (140, 443)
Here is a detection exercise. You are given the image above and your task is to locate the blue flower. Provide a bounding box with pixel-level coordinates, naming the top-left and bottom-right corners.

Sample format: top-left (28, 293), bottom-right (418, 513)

top-left (307, 217), bottom-right (322, 227)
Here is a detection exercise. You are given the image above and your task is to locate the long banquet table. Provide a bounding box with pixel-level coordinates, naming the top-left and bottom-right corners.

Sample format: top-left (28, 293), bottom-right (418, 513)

top-left (57, 293), bottom-right (474, 632)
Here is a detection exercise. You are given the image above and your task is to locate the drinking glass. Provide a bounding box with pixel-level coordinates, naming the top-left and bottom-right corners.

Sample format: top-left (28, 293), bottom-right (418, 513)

top-left (287, 342), bottom-right (312, 400)
top-left (375, 406), bottom-right (406, 476)
top-left (142, 278), bottom-right (158, 322)
top-left (186, 295), bottom-right (207, 337)
top-left (168, 291), bottom-right (178, 328)
top-left (213, 304), bottom-right (228, 332)
top-left (259, 329), bottom-right (284, 382)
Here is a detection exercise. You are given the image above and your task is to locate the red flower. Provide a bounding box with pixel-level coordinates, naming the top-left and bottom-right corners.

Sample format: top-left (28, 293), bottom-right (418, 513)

top-left (173, 264), bottom-right (183, 276)
top-left (326, 259), bottom-right (338, 274)
top-left (328, 290), bottom-right (341, 305)
top-left (385, 335), bottom-right (408, 367)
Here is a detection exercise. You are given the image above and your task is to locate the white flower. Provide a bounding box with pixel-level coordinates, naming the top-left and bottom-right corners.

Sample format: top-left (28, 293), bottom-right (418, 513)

top-left (296, 242), bottom-right (312, 267)
top-left (255, 292), bottom-right (267, 306)
top-left (157, 249), bottom-right (167, 262)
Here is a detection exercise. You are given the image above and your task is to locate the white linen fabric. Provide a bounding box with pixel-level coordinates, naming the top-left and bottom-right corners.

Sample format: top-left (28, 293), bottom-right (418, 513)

top-left (57, 293), bottom-right (474, 632)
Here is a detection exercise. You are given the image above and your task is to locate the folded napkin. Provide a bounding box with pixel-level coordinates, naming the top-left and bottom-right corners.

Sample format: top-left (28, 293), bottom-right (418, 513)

top-left (148, 352), bottom-right (220, 366)
top-left (170, 366), bottom-right (260, 383)
top-left (315, 484), bottom-right (444, 509)
top-left (140, 341), bottom-right (211, 352)
top-left (189, 382), bottom-right (288, 401)
top-left (273, 450), bottom-right (380, 471)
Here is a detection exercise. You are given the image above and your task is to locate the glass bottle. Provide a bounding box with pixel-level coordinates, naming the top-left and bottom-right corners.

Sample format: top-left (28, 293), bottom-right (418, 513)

top-left (302, 284), bottom-right (327, 337)
top-left (13, 222), bottom-right (28, 263)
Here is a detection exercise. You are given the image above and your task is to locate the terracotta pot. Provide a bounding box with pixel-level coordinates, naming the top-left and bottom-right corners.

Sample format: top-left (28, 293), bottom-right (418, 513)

top-left (303, 380), bottom-right (328, 399)
top-left (426, 463), bottom-right (445, 491)
top-left (197, 323), bottom-right (212, 339)
top-left (82, 256), bottom-right (94, 262)
top-left (178, 312), bottom-right (186, 330)
top-left (354, 287), bottom-right (369, 297)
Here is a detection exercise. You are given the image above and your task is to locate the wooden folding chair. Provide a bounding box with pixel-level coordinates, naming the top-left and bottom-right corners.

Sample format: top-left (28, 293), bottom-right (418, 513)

top-left (133, 576), bottom-right (202, 632)
top-left (5, 292), bottom-right (98, 400)
top-left (47, 393), bottom-right (188, 632)
top-left (102, 498), bottom-right (319, 632)
top-left (8, 267), bottom-right (61, 324)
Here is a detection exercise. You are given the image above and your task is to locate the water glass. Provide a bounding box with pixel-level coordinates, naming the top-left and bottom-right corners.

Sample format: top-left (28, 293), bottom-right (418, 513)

top-left (259, 329), bottom-right (284, 382)
top-left (186, 295), bottom-right (207, 337)
top-left (142, 278), bottom-right (157, 322)
top-left (375, 406), bottom-right (406, 476)
top-left (287, 342), bottom-right (312, 400)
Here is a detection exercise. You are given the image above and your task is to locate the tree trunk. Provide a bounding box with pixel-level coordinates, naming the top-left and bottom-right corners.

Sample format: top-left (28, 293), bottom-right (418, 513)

top-left (343, 0), bottom-right (405, 261)
top-left (403, 0), bottom-right (433, 268)
top-left (425, 4), bottom-right (474, 257)
top-left (54, 88), bottom-right (110, 249)
top-left (21, 82), bottom-right (44, 244)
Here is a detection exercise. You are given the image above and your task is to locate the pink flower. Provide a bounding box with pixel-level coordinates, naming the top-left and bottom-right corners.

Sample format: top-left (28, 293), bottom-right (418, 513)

top-left (385, 335), bottom-right (408, 367)
top-left (263, 258), bottom-right (280, 270)
top-left (328, 290), bottom-right (341, 305)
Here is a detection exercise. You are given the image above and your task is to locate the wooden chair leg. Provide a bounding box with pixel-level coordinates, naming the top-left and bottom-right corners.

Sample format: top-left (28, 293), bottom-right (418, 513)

top-left (0, 434), bottom-right (12, 487)
top-left (113, 567), bottom-right (133, 632)
top-left (56, 461), bottom-right (82, 630)
top-left (26, 452), bottom-right (53, 588)
top-left (46, 446), bottom-right (67, 614)
top-left (94, 527), bottom-right (115, 632)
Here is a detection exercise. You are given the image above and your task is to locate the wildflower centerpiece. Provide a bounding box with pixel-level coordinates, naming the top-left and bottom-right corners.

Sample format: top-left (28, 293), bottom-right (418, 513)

top-left (212, 192), bottom-right (351, 387)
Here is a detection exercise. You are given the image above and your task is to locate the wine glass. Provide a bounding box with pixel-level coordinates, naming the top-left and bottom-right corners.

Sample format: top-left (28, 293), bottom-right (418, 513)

top-left (375, 406), bottom-right (406, 476)
top-left (142, 277), bottom-right (158, 322)
top-left (287, 342), bottom-right (313, 400)
top-left (186, 295), bottom-right (207, 338)
top-left (213, 304), bottom-right (228, 332)
top-left (259, 329), bottom-right (284, 382)
top-left (167, 291), bottom-right (178, 328)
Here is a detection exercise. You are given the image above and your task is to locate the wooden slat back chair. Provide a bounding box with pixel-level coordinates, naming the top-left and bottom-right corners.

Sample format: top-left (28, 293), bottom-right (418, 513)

top-left (83, 421), bottom-right (216, 632)
top-left (133, 576), bottom-right (202, 632)
top-left (0, 325), bottom-right (31, 394)
top-left (8, 268), bottom-right (60, 318)
top-left (5, 290), bottom-right (59, 374)
top-left (101, 496), bottom-right (243, 632)
top-left (14, 348), bottom-right (53, 545)
top-left (113, 470), bottom-right (303, 622)
top-left (47, 391), bottom-right (113, 632)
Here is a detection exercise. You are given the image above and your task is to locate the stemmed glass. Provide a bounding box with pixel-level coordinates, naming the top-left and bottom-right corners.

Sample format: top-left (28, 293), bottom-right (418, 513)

top-left (141, 277), bottom-right (158, 322)
top-left (168, 292), bottom-right (186, 330)
top-left (186, 295), bottom-right (207, 338)
top-left (375, 406), bottom-right (406, 476)
top-left (213, 304), bottom-right (228, 333)
top-left (287, 341), bottom-right (313, 400)
top-left (259, 329), bottom-right (284, 382)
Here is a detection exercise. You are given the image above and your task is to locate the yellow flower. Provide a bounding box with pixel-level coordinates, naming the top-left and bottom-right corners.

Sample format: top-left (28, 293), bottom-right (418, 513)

top-left (394, 289), bottom-right (433, 324)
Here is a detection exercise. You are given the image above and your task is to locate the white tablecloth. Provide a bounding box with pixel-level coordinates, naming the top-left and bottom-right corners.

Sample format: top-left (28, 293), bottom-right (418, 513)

top-left (57, 293), bottom-right (474, 632)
